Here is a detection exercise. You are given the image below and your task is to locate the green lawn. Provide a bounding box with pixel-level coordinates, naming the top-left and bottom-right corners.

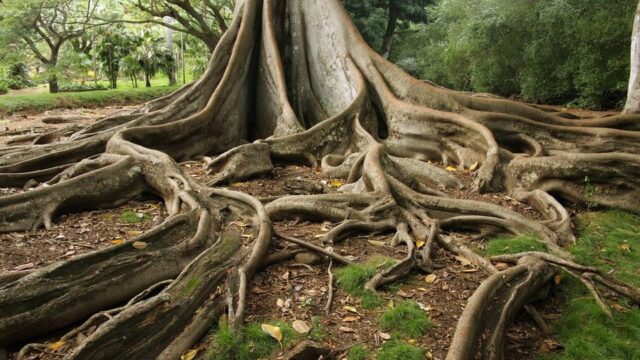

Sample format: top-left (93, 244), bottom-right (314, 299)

top-left (0, 77), bottom-right (187, 115)
top-left (487, 210), bottom-right (640, 360)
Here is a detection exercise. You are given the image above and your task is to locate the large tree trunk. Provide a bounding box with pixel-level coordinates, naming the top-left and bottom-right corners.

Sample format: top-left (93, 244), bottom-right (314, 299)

top-left (0, 0), bottom-right (639, 359)
top-left (165, 17), bottom-right (178, 86)
top-left (625, 1), bottom-right (640, 114)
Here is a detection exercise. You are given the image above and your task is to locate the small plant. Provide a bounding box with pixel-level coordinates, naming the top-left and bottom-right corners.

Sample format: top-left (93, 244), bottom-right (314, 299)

top-left (378, 302), bottom-right (433, 338)
top-left (347, 344), bottom-right (370, 360)
top-left (334, 256), bottom-right (395, 309)
top-left (309, 316), bottom-right (327, 342)
top-left (205, 319), bottom-right (301, 360)
top-left (484, 234), bottom-right (547, 257)
top-left (377, 341), bottom-right (426, 360)
top-left (120, 209), bottom-right (148, 224)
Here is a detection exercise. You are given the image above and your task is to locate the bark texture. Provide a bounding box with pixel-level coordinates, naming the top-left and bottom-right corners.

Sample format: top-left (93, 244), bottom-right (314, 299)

top-left (1, 0), bottom-right (640, 359)
top-left (625, 1), bottom-right (640, 114)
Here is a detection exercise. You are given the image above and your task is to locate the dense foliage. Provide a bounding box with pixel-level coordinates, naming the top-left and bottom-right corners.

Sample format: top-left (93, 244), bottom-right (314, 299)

top-left (382, 0), bottom-right (637, 109)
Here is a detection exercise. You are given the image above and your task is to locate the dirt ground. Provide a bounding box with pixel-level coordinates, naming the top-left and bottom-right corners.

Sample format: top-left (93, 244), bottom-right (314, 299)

top-left (0, 108), bottom-right (568, 360)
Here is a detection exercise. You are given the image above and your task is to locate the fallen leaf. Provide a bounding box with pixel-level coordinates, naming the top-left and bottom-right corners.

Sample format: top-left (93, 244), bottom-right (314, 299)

top-left (48, 341), bottom-right (65, 351)
top-left (111, 239), bottom-right (125, 245)
top-left (416, 240), bottom-right (425, 248)
top-left (252, 287), bottom-right (267, 294)
top-left (282, 271), bottom-right (290, 280)
top-left (425, 274), bottom-right (437, 284)
top-left (612, 303), bottom-right (628, 312)
top-left (339, 326), bottom-right (355, 333)
top-left (329, 179), bottom-right (344, 188)
top-left (446, 166), bottom-right (457, 172)
top-left (494, 262), bottom-right (509, 271)
top-left (132, 241), bottom-right (148, 249)
top-left (126, 230), bottom-right (142, 237)
top-left (620, 243), bottom-right (631, 252)
top-left (387, 299), bottom-right (394, 308)
top-left (539, 338), bottom-right (562, 353)
top-left (554, 274), bottom-right (562, 285)
top-left (276, 298), bottom-right (285, 308)
top-left (14, 263), bottom-right (35, 271)
top-left (461, 267), bottom-right (479, 273)
top-left (454, 255), bottom-right (472, 266)
top-left (397, 289), bottom-right (413, 298)
top-left (416, 302), bottom-right (432, 311)
top-left (367, 240), bottom-right (386, 247)
top-left (292, 320), bottom-right (310, 334)
top-left (407, 339), bottom-right (417, 344)
top-left (378, 332), bottom-right (391, 340)
top-left (261, 324), bottom-right (283, 342)
top-left (181, 349), bottom-right (198, 360)
top-left (342, 316), bottom-right (360, 322)
top-left (343, 305), bottom-right (359, 314)
top-left (469, 162), bottom-right (479, 171)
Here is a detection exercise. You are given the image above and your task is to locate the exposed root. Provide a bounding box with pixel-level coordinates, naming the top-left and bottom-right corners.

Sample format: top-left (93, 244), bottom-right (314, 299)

top-left (0, 0), bottom-right (639, 358)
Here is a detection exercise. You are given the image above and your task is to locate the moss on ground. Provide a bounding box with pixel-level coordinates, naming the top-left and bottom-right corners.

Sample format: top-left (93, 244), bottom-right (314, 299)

top-left (377, 341), bottom-right (426, 360)
top-left (334, 255), bottom-right (396, 309)
top-left (483, 234), bottom-right (548, 257)
top-left (347, 344), bottom-right (370, 360)
top-left (120, 209), bottom-right (148, 224)
top-left (378, 301), bottom-right (434, 338)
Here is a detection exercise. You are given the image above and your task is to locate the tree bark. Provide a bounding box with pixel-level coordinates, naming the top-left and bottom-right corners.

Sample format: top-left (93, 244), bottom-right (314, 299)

top-left (48, 75), bottom-right (58, 94)
top-left (624, 1), bottom-right (640, 114)
top-left (165, 17), bottom-right (178, 86)
top-left (381, 0), bottom-right (399, 59)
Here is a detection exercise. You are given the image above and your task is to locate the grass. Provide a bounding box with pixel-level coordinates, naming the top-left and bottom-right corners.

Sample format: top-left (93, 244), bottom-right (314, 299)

top-left (347, 344), bottom-right (370, 360)
top-left (483, 234), bottom-right (548, 257)
top-left (377, 341), bottom-right (426, 360)
top-left (378, 302), bottom-right (434, 338)
top-left (334, 255), bottom-right (396, 309)
top-left (120, 209), bottom-right (148, 224)
top-left (205, 319), bottom-right (301, 360)
top-left (485, 211), bottom-right (640, 359)
top-left (545, 210), bottom-right (640, 360)
top-left (0, 84), bottom-right (180, 115)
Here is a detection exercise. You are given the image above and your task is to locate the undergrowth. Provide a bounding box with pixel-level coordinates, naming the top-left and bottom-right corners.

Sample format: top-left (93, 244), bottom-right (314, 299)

top-left (378, 301), bottom-right (433, 338)
top-left (347, 344), bottom-right (370, 360)
top-left (377, 340), bottom-right (426, 360)
top-left (120, 210), bottom-right (148, 224)
top-left (334, 255), bottom-right (396, 309)
top-left (483, 234), bottom-right (548, 257)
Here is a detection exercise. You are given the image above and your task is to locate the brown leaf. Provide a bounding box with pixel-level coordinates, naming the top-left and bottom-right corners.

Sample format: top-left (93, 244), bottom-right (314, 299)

top-left (126, 230), bottom-right (142, 237)
top-left (252, 287), bottom-right (267, 294)
top-left (378, 332), bottom-right (391, 340)
top-left (425, 274), bottom-right (437, 284)
top-left (292, 320), bottom-right (310, 334)
top-left (14, 262), bottom-right (35, 271)
top-left (110, 239), bottom-right (124, 245)
top-left (367, 240), bottom-right (386, 247)
top-left (339, 326), bottom-right (355, 333)
top-left (454, 255), bottom-right (472, 266)
top-left (397, 289), bottom-right (413, 298)
top-left (132, 241), bottom-right (148, 249)
top-left (343, 305), bottom-right (359, 314)
top-left (181, 349), bottom-right (198, 360)
top-left (494, 262), bottom-right (509, 271)
top-left (342, 316), bottom-right (360, 322)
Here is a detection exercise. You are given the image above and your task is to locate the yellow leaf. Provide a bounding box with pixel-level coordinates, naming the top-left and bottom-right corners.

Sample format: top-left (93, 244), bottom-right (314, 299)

top-left (181, 349), bottom-right (198, 360)
top-left (620, 243), bottom-right (631, 252)
top-left (454, 255), bottom-right (472, 266)
top-left (292, 320), bottom-right (310, 334)
top-left (461, 267), bottom-right (479, 273)
top-left (554, 274), bottom-right (562, 285)
top-left (342, 316), bottom-right (360, 322)
top-left (111, 239), bottom-right (124, 245)
top-left (407, 339), bottom-right (417, 344)
top-left (126, 230), bottom-right (142, 237)
top-left (261, 323), bottom-right (283, 342)
top-left (446, 166), bottom-right (457, 172)
top-left (343, 305), bottom-right (359, 314)
top-left (416, 240), bottom-right (425, 249)
top-left (469, 162), bottom-right (479, 171)
top-left (329, 179), bottom-right (344, 188)
top-left (132, 241), bottom-right (148, 249)
top-left (387, 299), bottom-right (394, 308)
top-left (425, 274), bottom-right (437, 284)
top-left (48, 341), bottom-right (65, 351)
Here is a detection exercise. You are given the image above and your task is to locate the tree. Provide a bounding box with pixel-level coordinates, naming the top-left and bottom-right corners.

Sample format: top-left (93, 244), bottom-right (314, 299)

top-left (344, 0), bottom-right (432, 58)
top-left (97, 25), bottom-right (141, 89)
top-left (0, 0), bottom-right (99, 93)
top-left (625, 1), bottom-right (640, 113)
top-left (0, 1), bottom-right (640, 359)
top-left (108, 0), bottom-right (234, 52)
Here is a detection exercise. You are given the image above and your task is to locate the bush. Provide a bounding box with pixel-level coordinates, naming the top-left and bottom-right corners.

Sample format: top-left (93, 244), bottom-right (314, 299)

top-left (58, 83), bottom-right (108, 92)
top-left (388, 0), bottom-right (637, 109)
top-left (0, 81), bottom-right (8, 95)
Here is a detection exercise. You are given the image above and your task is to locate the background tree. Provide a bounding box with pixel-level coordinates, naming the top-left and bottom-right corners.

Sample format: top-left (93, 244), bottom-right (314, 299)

top-left (343, 0), bottom-right (432, 58)
top-left (97, 25), bottom-right (142, 89)
top-left (0, 0), bottom-right (100, 93)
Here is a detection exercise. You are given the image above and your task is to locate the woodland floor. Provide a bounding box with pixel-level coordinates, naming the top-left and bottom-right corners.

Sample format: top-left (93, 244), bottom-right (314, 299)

top-left (0, 106), bottom-right (634, 360)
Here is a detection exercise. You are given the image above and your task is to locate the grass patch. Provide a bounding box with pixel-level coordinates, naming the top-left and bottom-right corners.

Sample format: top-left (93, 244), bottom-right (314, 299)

top-left (546, 210), bottom-right (640, 360)
top-left (0, 85), bottom-right (180, 115)
top-left (347, 344), bottom-right (370, 360)
top-left (308, 316), bottom-right (327, 342)
top-left (205, 319), bottom-right (301, 360)
top-left (378, 302), bottom-right (433, 338)
top-left (483, 234), bottom-right (547, 257)
top-left (334, 256), bottom-right (396, 309)
top-left (120, 209), bottom-right (148, 224)
top-left (377, 341), bottom-right (426, 360)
